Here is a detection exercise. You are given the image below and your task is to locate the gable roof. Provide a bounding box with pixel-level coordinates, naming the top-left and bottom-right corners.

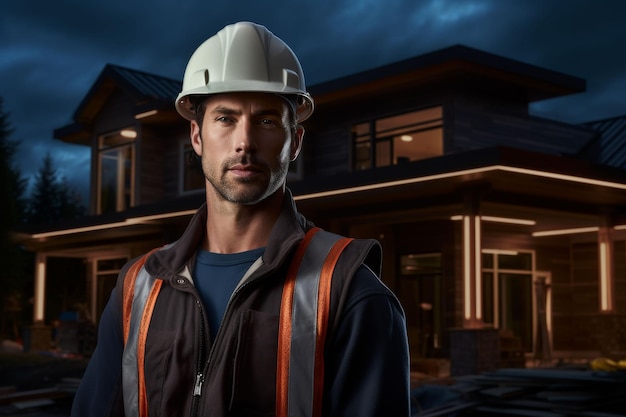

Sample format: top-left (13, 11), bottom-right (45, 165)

top-left (54, 64), bottom-right (181, 143)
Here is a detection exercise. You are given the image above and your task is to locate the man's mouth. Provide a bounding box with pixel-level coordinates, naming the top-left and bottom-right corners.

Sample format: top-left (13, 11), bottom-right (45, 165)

top-left (228, 164), bottom-right (263, 178)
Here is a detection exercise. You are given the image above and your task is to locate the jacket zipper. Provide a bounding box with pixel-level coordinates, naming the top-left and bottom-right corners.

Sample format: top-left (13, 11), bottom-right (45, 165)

top-left (191, 298), bottom-right (207, 417)
top-left (191, 259), bottom-right (267, 416)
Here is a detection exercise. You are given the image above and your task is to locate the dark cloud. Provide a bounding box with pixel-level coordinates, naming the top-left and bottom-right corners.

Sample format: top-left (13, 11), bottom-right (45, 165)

top-left (1, 0), bottom-right (625, 202)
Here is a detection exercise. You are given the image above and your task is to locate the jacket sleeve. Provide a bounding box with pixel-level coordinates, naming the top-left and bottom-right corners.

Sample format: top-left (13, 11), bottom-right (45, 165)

top-left (324, 265), bottom-right (411, 417)
top-left (71, 285), bottom-right (125, 417)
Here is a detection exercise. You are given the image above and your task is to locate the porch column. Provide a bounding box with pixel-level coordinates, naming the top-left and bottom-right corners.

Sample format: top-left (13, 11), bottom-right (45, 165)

top-left (25, 252), bottom-right (52, 352)
top-left (34, 252), bottom-right (47, 323)
top-left (451, 190), bottom-right (498, 376)
top-left (597, 226), bottom-right (615, 312)
top-left (462, 192), bottom-right (483, 328)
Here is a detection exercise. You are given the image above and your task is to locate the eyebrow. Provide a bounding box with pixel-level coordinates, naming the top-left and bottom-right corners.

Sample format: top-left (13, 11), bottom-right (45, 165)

top-left (210, 105), bottom-right (285, 118)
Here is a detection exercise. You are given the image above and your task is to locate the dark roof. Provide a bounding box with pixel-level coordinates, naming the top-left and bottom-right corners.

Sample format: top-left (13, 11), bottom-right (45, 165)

top-left (54, 64), bottom-right (181, 142)
top-left (579, 114), bottom-right (626, 168)
top-left (102, 64), bottom-right (181, 104)
top-left (309, 45), bottom-right (586, 105)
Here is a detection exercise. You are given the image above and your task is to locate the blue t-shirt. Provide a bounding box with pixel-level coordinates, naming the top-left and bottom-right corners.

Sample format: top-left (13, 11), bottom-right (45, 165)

top-left (193, 247), bottom-right (265, 341)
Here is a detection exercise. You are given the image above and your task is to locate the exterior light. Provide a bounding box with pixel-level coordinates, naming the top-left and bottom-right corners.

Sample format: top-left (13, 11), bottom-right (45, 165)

top-left (120, 129), bottom-right (137, 139)
top-left (135, 109), bottom-right (158, 119)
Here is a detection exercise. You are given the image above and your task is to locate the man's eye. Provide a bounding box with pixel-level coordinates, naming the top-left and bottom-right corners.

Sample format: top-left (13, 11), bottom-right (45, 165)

top-left (216, 116), bottom-right (233, 123)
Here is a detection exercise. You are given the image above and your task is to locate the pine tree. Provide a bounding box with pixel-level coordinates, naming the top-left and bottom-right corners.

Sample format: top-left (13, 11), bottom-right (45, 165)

top-left (0, 98), bottom-right (25, 230)
top-left (26, 152), bottom-right (85, 224)
top-left (0, 97), bottom-right (29, 338)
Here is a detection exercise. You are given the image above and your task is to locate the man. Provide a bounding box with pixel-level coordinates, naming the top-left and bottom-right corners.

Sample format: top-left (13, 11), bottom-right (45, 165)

top-left (72, 21), bottom-right (410, 417)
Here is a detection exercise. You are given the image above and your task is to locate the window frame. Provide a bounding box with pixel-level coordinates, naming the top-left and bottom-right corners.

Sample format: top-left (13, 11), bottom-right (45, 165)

top-left (351, 106), bottom-right (443, 171)
top-left (96, 128), bottom-right (136, 214)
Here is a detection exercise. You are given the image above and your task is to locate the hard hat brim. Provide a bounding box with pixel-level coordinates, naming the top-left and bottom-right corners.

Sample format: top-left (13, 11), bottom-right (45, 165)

top-left (175, 87), bottom-right (314, 123)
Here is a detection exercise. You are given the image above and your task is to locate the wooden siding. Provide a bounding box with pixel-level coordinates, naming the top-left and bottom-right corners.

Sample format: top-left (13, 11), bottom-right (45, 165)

top-left (304, 90), bottom-right (443, 178)
top-left (450, 93), bottom-right (596, 156)
top-left (303, 87), bottom-right (596, 181)
top-left (307, 126), bottom-right (352, 176)
top-left (137, 125), bottom-right (166, 205)
top-left (552, 240), bottom-right (626, 354)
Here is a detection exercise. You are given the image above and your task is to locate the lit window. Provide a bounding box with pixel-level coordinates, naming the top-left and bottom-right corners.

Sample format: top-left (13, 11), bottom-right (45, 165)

top-left (352, 106), bottom-right (443, 171)
top-left (98, 129), bottom-right (136, 214)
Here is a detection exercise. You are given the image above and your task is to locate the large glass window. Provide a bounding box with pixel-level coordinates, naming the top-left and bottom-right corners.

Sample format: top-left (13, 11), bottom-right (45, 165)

top-left (482, 251), bottom-right (534, 352)
top-left (98, 129), bottom-right (135, 214)
top-left (352, 106), bottom-right (443, 171)
top-left (398, 253), bottom-right (443, 358)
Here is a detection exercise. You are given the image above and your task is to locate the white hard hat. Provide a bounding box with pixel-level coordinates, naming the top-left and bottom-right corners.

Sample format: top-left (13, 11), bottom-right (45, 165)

top-left (175, 21), bottom-right (314, 122)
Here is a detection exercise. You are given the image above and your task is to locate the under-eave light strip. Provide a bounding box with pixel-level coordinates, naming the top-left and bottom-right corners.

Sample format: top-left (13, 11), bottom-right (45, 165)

top-left (294, 164), bottom-right (626, 201)
top-left (29, 164), bottom-right (626, 239)
top-left (30, 209), bottom-right (197, 239)
top-left (451, 215), bottom-right (536, 225)
top-left (532, 226), bottom-right (600, 237)
top-left (135, 109), bottom-right (158, 119)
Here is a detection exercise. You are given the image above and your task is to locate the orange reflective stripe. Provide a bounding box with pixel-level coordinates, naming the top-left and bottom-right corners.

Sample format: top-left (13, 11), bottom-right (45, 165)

top-left (121, 247), bottom-right (162, 417)
top-left (137, 279), bottom-right (163, 417)
top-left (276, 227), bottom-right (321, 417)
top-left (312, 237), bottom-right (352, 417)
top-left (123, 259), bottom-right (142, 345)
top-left (277, 228), bottom-right (353, 417)
top-left (123, 248), bottom-right (160, 346)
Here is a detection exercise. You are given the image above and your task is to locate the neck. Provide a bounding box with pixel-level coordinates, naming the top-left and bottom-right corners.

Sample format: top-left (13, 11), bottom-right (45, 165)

top-left (202, 190), bottom-right (283, 254)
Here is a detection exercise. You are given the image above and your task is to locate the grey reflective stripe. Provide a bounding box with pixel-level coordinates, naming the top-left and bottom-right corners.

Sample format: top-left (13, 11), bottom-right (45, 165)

top-left (288, 230), bottom-right (342, 417)
top-left (122, 266), bottom-right (158, 417)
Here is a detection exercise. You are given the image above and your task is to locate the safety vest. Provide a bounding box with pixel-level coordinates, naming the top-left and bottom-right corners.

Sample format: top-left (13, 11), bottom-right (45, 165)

top-left (121, 227), bottom-right (353, 417)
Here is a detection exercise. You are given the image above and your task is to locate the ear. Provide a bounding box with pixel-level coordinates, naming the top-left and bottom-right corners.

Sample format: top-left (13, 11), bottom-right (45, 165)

top-left (290, 125), bottom-right (305, 161)
top-left (190, 120), bottom-right (202, 156)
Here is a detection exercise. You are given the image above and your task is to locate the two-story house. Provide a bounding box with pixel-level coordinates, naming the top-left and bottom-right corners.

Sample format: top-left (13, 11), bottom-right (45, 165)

top-left (14, 45), bottom-right (626, 374)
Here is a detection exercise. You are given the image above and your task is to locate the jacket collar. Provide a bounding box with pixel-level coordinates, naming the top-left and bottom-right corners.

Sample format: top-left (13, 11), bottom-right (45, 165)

top-left (145, 188), bottom-right (310, 279)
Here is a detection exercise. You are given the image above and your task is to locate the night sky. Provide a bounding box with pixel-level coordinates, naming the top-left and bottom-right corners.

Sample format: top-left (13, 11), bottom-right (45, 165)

top-left (2, 0), bottom-right (625, 201)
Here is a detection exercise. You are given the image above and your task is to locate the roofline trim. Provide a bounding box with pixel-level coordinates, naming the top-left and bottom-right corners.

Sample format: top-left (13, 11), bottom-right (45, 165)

top-left (26, 163), bottom-right (626, 240)
top-left (30, 209), bottom-right (197, 239)
top-left (293, 164), bottom-right (626, 201)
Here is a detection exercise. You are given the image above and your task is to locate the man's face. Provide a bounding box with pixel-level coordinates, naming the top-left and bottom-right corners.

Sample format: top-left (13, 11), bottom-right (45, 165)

top-left (190, 92), bottom-right (303, 205)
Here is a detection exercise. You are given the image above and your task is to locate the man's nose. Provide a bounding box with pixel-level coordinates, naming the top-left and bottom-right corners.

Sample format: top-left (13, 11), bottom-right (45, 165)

top-left (234, 119), bottom-right (256, 153)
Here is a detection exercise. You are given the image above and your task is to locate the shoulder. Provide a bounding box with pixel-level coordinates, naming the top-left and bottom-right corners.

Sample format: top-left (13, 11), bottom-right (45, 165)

top-left (346, 264), bottom-right (403, 314)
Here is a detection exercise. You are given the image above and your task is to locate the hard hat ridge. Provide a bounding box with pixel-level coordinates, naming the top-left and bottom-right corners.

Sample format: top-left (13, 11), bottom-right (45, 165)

top-left (175, 21), bottom-right (314, 122)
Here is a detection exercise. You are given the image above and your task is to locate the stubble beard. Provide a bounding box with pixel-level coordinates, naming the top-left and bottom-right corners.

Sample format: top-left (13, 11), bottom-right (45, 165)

top-left (206, 156), bottom-right (290, 205)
